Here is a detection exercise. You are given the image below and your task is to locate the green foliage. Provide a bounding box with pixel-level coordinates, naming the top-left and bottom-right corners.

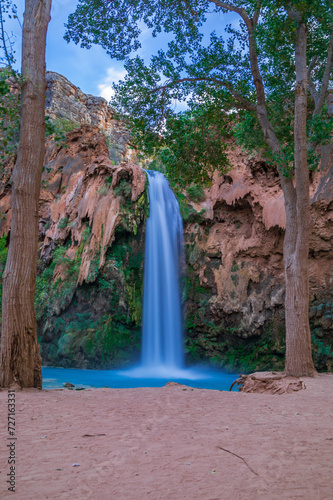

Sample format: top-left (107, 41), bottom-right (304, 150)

top-left (211, 336), bottom-right (285, 374)
top-left (231, 260), bottom-right (239, 273)
top-left (308, 106), bottom-right (333, 147)
top-left (98, 276), bottom-right (114, 291)
top-left (0, 234), bottom-right (8, 264)
top-left (105, 137), bottom-right (122, 165)
top-left (58, 216), bottom-right (69, 229)
top-left (0, 234), bottom-right (8, 310)
top-left (66, 0), bottom-right (333, 183)
top-left (186, 184), bottom-right (205, 203)
top-left (89, 252), bottom-right (101, 283)
top-left (35, 227), bottom-right (90, 322)
top-left (185, 324), bottom-right (286, 373)
top-left (183, 272), bottom-right (210, 317)
top-left (105, 175), bottom-right (113, 186)
top-left (176, 192), bottom-right (206, 223)
top-left (144, 156), bottom-right (166, 174)
top-left (312, 335), bottom-right (333, 359)
top-left (45, 116), bottom-right (80, 146)
top-left (185, 338), bottom-right (202, 362)
top-left (114, 179), bottom-right (132, 202)
top-left (55, 314), bottom-right (141, 368)
top-left (150, 107), bottom-right (231, 185)
top-left (0, 68), bottom-right (21, 165)
top-left (107, 235), bottom-right (145, 325)
top-left (44, 222), bottom-right (148, 368)
top-left (185, 304), bottom-right (333, 372)
top-left (35, 174), bottom-right (150, 369)
top-left (65, 0), bottom-right (208, 60)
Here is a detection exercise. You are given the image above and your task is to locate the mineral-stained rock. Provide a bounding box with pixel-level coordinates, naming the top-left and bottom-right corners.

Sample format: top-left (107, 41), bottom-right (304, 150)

top-left (0, 121), bottom-right (148, 369)
top-left (45, 71), bottom-right (135, 163)
top-left (1, 71), bottom-right (332, 371)
top-left (0, 125), bottom-right (146, 286)
top-left (184, 141), bottom-right (333, 371)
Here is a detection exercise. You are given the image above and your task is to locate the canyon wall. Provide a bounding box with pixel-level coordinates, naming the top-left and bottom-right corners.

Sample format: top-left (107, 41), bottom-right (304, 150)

top-left (183, 144), bottom-right (333, 371)
top-left (0, 72), bottom-right (332, 371)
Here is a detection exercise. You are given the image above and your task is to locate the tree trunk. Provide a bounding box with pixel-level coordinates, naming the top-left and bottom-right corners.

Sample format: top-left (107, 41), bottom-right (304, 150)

top-left (247, 11), bottom-right (316, 377)
top-left (0, 0), bottom-right (52, 388)
top-left (284, 21), bottom-right (316, 377)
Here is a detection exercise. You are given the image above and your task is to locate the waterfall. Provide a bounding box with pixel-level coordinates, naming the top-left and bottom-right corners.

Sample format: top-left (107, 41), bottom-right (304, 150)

top-left (42, 170), bottom-right (238, 389)
top-left (105, 168), bottom-right (237, 387)
top-left (141, 170), bottom-right (185, 371)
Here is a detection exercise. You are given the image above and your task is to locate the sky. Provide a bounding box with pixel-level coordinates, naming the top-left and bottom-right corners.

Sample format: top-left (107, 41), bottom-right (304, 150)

top-left (3, 0), bottom-right (238, 103)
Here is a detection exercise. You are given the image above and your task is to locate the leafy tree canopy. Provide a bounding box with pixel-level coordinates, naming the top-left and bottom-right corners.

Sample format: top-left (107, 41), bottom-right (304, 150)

top-left (0, 1), bottom-right (21, 168)
top-left (65, 1), bottom-right (333, 185)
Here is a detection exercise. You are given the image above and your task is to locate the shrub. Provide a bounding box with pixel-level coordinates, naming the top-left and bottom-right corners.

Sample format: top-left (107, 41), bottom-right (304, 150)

top-left (114, 179), bottom-right (132, 201)
top-left (58, 216), bottom-right (69, 229)
top-left (186, 184), bottom-right (205, 203)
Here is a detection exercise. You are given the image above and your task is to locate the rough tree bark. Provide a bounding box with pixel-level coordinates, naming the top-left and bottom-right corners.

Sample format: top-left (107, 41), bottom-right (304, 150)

top-left (214, 2), bottom-right (317, 376)
top-left (145, 1), bottom-right (322, 376)
top-left (284, 20), bottom-right (315, 376)
top-left (0, 0), bottom-right (52, 388)
top-left (253, 15), bottom-right (315, 376)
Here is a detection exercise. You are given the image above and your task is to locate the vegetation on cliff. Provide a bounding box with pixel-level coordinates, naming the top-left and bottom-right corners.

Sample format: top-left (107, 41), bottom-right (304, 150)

top-left (66, 0), bottom-right (333, 377)
top-left (0, 0), bottom-right (52, 389)
top-left (32, 130), bottom-right (150, 369)
top-left (0, 1), bottom-right (333, 382)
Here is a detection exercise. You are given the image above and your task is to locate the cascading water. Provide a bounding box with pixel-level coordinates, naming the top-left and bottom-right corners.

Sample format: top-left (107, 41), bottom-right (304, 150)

top-left (141, 170), bottom-right (185, 373)
top-left (42, 170), bottom-right (238, 389)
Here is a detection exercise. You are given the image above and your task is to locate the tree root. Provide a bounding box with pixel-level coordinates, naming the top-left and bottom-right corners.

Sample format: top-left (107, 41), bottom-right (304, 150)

top-left (229, 371), bottom-right (306, 394)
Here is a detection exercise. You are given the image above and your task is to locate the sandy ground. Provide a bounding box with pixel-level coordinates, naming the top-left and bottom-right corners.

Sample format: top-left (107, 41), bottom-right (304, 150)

top-left (0, 374), bottom-right (332, 500)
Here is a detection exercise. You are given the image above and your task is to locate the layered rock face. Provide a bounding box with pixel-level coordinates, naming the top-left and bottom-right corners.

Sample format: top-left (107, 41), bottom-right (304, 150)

top-left (0, 72), bottom-right (148, 368)
top-left (183, 144), bottom-right (333, 371)
top-left (0, 124), bottom-right (148, 368)
top-left (45, 71), bottom-right (135, 164)
top-left (0, 72), bottom-right (332, 371)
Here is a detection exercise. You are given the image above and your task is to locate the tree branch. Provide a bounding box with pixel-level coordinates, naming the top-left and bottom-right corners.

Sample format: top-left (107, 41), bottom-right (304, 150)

top-left (208, 1), bottom-right (266, 114)
top-left (286, 6), bottom-right (301, 24)
top-left (314, 26), bottom-right (333, 116)
top-left (253, 0), bottom-right (263, 27)
top-left (147, 76), bottom-right (256, 111)
top-left (181, 0), bottom-right (294, 204)
top-left (210, 0), bottom-right (294, 202)
top-left (179, 0), bottom-right (199, 22)
top-left (207, 1), bottom-right (252, 30)
top-left (307, 56), bottom-right (319, 104)
top-left (0, 0), bottom-right (13, 70)
top-left (308, 55), bottom-right (318, 74)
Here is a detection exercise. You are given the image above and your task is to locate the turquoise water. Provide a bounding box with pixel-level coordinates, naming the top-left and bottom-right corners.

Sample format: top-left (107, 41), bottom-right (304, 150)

top-left (42, 173), bottom-right (240, 392)
top-left (42, 366), bottom-right (238, 391)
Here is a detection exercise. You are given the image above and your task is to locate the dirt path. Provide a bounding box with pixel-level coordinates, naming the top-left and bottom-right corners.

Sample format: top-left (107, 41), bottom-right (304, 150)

top-left (0, 373), bottom-right (332, 499)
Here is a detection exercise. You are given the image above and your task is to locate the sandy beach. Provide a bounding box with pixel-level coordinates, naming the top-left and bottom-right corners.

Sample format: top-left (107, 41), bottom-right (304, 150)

top-left (1, 374), bottom-right (332, 500)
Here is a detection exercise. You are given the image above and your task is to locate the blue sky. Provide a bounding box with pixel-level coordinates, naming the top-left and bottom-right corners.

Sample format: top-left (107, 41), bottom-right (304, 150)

top-left (4, 1), bottom-right (238, 103)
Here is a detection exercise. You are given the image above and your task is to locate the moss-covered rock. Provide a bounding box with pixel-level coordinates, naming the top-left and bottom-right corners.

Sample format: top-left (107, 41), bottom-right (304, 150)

top-left (37, 160), bottom-right (149, 368)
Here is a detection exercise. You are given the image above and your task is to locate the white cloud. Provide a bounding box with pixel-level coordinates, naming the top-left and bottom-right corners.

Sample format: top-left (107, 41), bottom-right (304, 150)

top-left (173, 99), bottom-right (189, 113)
top-left (97, 67), bottom-right (127, 101)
